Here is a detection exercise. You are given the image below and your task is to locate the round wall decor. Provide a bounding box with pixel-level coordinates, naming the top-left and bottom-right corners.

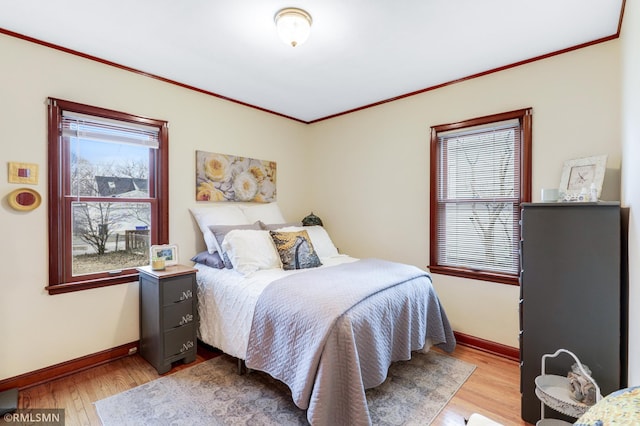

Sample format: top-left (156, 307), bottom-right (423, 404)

top-left (8, 187), bottom-right (41, 211)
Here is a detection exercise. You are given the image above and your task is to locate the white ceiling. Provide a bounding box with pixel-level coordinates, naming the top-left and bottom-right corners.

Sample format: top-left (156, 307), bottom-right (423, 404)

top-left (0, 0), bottom-right (625, 123)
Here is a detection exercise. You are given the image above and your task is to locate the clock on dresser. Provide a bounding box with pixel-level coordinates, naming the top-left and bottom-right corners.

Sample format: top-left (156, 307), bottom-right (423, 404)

top-left (138, 264), bottom-right (198, 374)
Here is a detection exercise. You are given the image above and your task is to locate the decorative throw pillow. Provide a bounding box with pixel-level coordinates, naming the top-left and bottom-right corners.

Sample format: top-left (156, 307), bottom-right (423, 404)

top-left (221, 230), bottom-right (282, 276)
top-left (209, 222), bottom-right (262, 268)
top-left (270, 230), bottom-right (322, 270)
top-left (240, 202), bottom-right (286, 225)
top-left (258, 221), bottom-right (303, 230)
top-left (272, 225), bottom-right (339, 258)
top-left (189, 205), bottom-right (250, 254)
top-left (574, 386), bottom-right (640, 426)
top-left (190, 251), bottom-right (225, 269)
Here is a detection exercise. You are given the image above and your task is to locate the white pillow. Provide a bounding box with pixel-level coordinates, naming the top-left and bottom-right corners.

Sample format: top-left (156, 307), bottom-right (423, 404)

top-left (190, 205), bottom-right (250, 253)
top-left (240, 202), bottom-right (286, 224)
top-left (274, 225), bottom-right (339, 258)
top-left (221, 230), bottom-right (282, 275)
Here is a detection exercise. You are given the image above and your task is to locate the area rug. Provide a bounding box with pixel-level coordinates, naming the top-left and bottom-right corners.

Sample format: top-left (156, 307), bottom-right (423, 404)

top-left (95, 351), bottom-right (475, 425)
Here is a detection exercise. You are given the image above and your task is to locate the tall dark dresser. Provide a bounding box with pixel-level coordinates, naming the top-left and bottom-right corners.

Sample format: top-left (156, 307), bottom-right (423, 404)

top-left (519, 202), bottom-right (627, 424)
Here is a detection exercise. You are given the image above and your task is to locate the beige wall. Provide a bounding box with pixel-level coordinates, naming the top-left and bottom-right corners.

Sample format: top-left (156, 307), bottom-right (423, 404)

top-left (0, 29), bottom-right (629, 382)
top-left (0, 34), bottom-right (310, 380)
top-left (307, 40), bottom-right (622, 348)
top-left (621, 0), bottom-right (640, 386)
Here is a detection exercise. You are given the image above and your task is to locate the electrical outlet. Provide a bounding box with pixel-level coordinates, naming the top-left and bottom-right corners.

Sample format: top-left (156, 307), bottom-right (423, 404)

top-left (128, 347), bottom-right (138, 355)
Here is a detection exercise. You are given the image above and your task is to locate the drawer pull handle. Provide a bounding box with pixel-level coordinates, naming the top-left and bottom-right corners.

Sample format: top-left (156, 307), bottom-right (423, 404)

top-left (180, 340), bottom-right (194, 353)
top-left (179, 314), bottom-right (194, 325)
top-left (180, 290), bottom-right (193, 301)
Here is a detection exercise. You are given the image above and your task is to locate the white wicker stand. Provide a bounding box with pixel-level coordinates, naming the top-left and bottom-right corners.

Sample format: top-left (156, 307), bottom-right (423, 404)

top-left (534, 349), bottom-right (602, 426)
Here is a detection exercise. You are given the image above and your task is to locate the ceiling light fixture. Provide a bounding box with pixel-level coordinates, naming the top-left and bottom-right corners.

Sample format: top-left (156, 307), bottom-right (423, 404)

top-left (274, 7), bottom-right (312, 47)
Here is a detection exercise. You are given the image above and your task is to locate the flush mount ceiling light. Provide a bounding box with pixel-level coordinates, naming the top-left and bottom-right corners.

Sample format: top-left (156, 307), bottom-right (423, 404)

top-left (274, 7), bottom-right (312, 47)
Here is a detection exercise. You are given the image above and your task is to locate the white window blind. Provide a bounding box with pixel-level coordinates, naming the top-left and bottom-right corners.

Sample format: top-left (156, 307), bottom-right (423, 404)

top-left (62, 111), bottom-right (160, 149)
top-left (435, 118), bottom-right (521, 275)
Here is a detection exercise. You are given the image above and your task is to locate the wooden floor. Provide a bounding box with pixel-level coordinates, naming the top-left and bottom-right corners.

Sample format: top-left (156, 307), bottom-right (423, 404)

top-left (430, 346), bottom-right (531, 426)
top-left (17, 343), bottom-right (533, 426)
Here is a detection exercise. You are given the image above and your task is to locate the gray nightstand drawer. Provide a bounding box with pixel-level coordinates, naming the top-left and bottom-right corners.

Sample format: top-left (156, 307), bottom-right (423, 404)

top-left (163, 301), bottom-right (195, 330)
top-left (164, 325), bottom-right (195, 358)
top-left (163, 276), bottom-right (195, 305)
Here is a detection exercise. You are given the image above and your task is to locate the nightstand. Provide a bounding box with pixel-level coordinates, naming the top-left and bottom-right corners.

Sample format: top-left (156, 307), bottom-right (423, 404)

top-left (138, 264), bottom-right (198, 374)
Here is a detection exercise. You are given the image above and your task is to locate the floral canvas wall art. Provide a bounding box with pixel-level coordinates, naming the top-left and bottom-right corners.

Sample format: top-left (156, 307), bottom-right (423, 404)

top-left (196, 151), bottom-right (276, 202)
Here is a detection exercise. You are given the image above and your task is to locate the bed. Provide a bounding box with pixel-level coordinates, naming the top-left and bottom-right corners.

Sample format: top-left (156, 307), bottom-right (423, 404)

top-left (190, 203), bottom-right (456, 425)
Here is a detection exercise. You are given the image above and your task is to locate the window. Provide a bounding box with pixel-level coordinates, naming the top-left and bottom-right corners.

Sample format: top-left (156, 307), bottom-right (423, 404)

top-left (429, 108), bottom-right (531, 285)
top-left (47, 98), bottom-right (169, 294)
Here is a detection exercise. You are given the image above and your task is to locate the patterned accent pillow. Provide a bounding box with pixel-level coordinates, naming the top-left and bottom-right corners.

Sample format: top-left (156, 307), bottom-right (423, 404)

top-left (270, 230), bottom-right (322, 270)
top-left (574, 386), bottom-right (640, 426)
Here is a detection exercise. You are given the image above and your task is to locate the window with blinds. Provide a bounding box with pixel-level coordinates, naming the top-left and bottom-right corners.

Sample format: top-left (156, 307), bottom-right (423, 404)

top-left (429, 108), bottom-right (532, 285)
top-left (47, 98), bottom-right (169, 294)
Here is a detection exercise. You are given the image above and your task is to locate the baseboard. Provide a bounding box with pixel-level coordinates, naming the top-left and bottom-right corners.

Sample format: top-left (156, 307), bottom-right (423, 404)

top-left (454, 331), bottom-right (520, 362)
top-left (0, 341), bottom-right (139, 392)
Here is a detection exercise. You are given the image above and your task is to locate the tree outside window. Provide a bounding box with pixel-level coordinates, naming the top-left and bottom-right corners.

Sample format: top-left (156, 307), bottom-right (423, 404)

top-left (47, 98), bottom-right (168, 294)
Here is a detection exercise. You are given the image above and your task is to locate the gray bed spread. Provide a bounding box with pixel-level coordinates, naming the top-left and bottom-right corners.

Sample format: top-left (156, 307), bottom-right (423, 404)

top-left (245, 258), bottom-right (455, 425)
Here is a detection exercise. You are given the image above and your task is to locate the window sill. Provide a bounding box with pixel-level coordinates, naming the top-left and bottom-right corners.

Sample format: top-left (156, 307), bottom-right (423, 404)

top-left (46, 273), bottom-right (140, 295)
top-left (428, 265), bottom-right (519, 286)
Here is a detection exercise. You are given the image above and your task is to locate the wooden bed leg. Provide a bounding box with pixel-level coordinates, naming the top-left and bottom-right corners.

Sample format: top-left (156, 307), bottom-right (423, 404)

top-left (237, 359), bottom-right (252, 375)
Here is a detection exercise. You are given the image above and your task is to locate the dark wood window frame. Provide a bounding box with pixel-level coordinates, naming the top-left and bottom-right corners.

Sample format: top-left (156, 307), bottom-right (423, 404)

top-left (47, 98), bottom-right (169, 295)
top-left (429, 108), bottom-right (532, 285)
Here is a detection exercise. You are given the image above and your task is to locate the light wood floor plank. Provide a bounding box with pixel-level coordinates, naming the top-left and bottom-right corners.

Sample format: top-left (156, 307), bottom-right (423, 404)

top-left (17, 343), bottom-right (531, 425)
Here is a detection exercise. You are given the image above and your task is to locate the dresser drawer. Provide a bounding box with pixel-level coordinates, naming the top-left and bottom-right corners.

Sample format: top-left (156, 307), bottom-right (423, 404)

top-left (164, 325), bottom-right (195, 358)
top-left (163, 301), bottom-right (195, 330)
top-left (162, 275), bottom-right (195, 305)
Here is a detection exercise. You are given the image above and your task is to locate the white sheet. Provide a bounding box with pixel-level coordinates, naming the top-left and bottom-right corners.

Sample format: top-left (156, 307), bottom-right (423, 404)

top-left (195, 254), bottom-right (359, 359)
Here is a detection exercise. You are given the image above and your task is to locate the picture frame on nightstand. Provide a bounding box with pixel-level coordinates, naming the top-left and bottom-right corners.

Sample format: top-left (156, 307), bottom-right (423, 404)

top-left (150, 244), bottom-right (179, 266)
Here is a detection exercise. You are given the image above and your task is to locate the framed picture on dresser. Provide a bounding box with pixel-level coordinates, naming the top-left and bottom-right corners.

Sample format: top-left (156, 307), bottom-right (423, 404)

top-left (558, 154), bottom-right (607, 200)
